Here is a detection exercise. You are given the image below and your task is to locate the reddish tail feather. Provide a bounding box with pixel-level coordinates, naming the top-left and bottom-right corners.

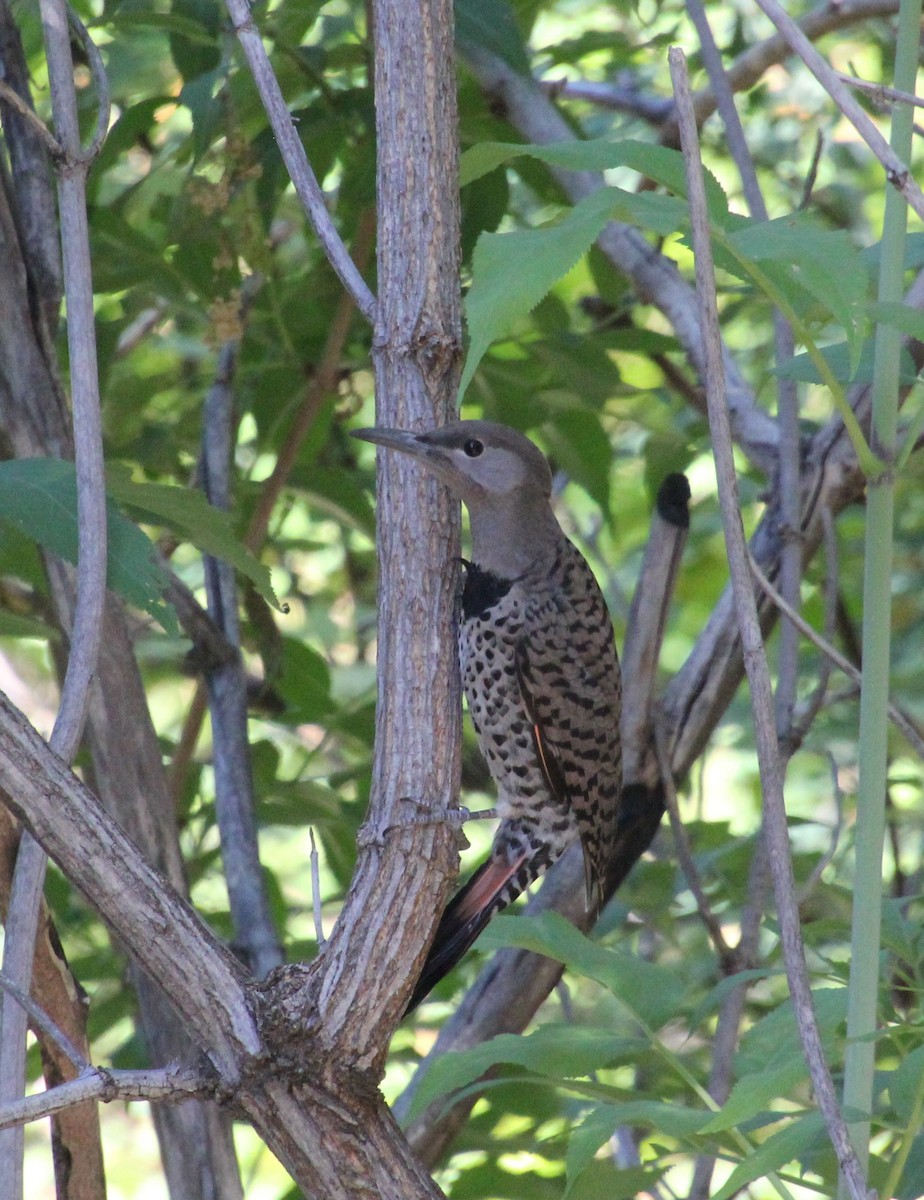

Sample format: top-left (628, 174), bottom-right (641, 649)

top-left (404, 853), bottom-right (528, 1014)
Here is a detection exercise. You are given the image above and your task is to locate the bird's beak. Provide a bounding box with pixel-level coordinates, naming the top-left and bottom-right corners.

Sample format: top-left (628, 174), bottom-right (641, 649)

top-left (352, 427), bottom-right (452, 478)
top-left (352, 425), bottom-right (476, 499)
top-left (352, 427), bottom-right (426, 457)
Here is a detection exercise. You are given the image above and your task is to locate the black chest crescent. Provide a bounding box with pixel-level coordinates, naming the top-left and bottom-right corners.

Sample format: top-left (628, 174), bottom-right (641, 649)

top-left (461, 562), bottom-right (514, 621)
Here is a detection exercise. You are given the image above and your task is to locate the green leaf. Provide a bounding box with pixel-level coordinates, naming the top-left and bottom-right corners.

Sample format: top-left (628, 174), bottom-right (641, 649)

top-left (710, 1112), bottom-right (826, 1200)
top-left (737, 988), bottom-right (847, 1077)
top-left (698, 1058), bottom-right (808, 1133)
top-left (869, 300), bottom-right (924, 340)
top-left (544, 409), bottom-right (612, 517)
top-left (460, 189), bottom-right (622, 399)
top-left (890, 1045), bottom-right (924, 1124)
top-left (168, 0), bottom-right (221, 82)
top-left (454, 0), bottom-right (530, 75)
top-left (460, 139), bottom-right (728, 219)
top-left (105, 466), bottom-right (281, 610)
top-left (566, 1104), bottom-right (699, 1194)
top-left (725, 217), bottom-right (868, 372)
top-left (275, 640), bottom-right (334, 723)
top-left (481, 911), bottom-right (686, 1029)
top-left (0, 459), bottom-right (174, 631)
top-left (408, 1025), bottom-right (646, 1119)
top-left (775, 339), bottom-right (919, 386)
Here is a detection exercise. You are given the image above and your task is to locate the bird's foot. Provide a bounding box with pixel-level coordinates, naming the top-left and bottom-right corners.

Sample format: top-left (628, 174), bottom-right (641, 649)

top-left (397, 796), bottom-right (498, 826)
top-left (356, 798), bottom-right (497, 850)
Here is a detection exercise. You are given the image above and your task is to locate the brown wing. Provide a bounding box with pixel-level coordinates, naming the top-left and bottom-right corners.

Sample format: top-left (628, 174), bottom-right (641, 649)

top-left (514, 544), bottom-right (622, 905)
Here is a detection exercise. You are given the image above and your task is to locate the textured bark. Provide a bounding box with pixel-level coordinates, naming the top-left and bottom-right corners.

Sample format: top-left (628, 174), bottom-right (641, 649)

top-left (0, 67), bottom-right (244, 1200)
top-left (0, 0), bottom-right (463, 1195)
top-left (0, 806), bottom-right (104, 1200)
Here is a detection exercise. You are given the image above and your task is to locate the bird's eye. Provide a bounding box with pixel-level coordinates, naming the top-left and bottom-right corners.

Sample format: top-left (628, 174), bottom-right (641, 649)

top-left (463, 438), bottom-right (484, 458)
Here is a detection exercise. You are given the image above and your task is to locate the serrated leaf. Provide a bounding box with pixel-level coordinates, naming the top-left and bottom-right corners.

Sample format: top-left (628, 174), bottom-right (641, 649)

top-left (408, 1025), bottom-right (646, 1120)
top-left (698, 1058), bottom-right (807, 1134)
top-left (460, 138), bottom-right (728, 219)
top-left (481, 910), bottom-right (686, 1028)
top-left (0, 459), bottom-right (174, 631)
top-left (105, 466), bottom-right (280, 610)
top-left (726, 218), bottom-right (867, 372)
top-left (460, 188), bottom-right (618, 398)
top-left (711, 1112), bottom-right (826, 1200)
top-left (737, 988), bottom-right (847, 1076)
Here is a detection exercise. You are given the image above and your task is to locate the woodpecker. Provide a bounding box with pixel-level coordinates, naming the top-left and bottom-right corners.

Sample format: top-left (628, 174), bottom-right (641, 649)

top-left (354, 420), bottom-right (622, 1012)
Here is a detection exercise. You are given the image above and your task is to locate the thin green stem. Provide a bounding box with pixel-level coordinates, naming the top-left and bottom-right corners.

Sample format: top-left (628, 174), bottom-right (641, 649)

top-left (894, 372), bottom-right (924, 471)
top-left (838, 0), bottom-right (921, 1193)
top-left (881, 1064), bottom-right (924, 1199)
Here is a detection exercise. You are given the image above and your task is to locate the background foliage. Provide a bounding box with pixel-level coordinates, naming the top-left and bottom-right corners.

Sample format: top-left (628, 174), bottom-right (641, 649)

top-left (3, 0), bottom-right (923, 1197)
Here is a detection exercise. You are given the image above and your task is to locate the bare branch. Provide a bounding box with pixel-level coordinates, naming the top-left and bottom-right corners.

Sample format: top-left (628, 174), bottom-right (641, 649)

top-left (0, 79), bottom-right (63, 159)
top-left (675, 0), bottom-right (902, 136)
top-left (753, 0), bottom-right (924, 223)
top-left (223, 0), bottom-right (376, 323)
top-left (0, 1065), bottom-right (210, 1133)
top-left (65, 4), bottom-right (110, 162)
top-left (0, 970), bottom-right (87, 1073)
top-left (668, 45), bottom-right (869, 1200)
top-left (0, 1), bottom-right (109, 1189)
top-left (836, 72), bottom-right (924, 112)
top-left (200, 288), bottom-right (283, 981)
top-left (537, 76), bottom-right (673, 122)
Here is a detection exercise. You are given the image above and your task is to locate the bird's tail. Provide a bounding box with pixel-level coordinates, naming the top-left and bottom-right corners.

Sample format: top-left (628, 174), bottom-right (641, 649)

top-left (404, 852), bottom-right (529, 1015)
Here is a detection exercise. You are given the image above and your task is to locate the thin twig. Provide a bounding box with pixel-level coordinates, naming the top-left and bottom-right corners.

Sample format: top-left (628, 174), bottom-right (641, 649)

top-left (0, 1065), bottom-right (210, 1133)
top-left (752, 0), bottom-right (924, 224)
top-left (670, 0), bottom-right (902, 140)
top-left (223, 0), bottom-right (376, 322)
top-left (799, 130), bottom-right (825, 211)
top-left (0, 79), bottom-right (63, 159)
top-left (748, 553), bottom-right (924, 760)
top-left (65, 4), bottom-right (110, 162)
top-left (836, 72), bottom-right (924, 112)
top-left (0, 970), bottom-right (88, 1072)
top-left (0, 1), bottom-right (109, 1191)
top-left (668, 46), bottom-right (870, 1200)
top-left (309, 830), bottom-right (326, 949)
top-left (654, 716), bottom-right (733, 963)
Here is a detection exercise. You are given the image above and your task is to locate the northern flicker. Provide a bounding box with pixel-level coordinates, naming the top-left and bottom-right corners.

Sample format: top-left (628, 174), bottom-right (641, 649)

top-left (354, 420), bottom-right (622, 1011)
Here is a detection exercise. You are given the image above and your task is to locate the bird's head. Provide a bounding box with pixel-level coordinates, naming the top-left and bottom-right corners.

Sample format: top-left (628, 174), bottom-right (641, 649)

top-left (352, 420), bottom-right (553, 509)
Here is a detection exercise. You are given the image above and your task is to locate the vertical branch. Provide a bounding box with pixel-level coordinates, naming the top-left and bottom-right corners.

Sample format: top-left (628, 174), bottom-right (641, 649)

top-left (681, 8), bottom-right (798, 1195)
top-left (311, 0), bottom-right (464, 1039)
top-left (667, 46), bottom-right (869, 1200)
top-left (201, 319), bottom-right (283, 981)
top-left (0, 1), bottom-right (107, 1193)
top-left (223, 0), bottom-right (376, 322)
top-left (840, 0), bottom-right (919, 1188)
